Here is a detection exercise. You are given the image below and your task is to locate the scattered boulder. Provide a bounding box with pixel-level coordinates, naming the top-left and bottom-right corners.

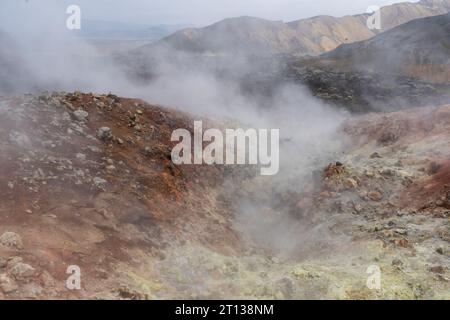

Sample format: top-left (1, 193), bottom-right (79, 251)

top-left (352, 202), bottom-right (363, 214)
top-left (93, 177), bottom-right (107, 189)
top-left (9, 263), bottom-right (35, 281)
top-left (395, 160), bottom-right (403, 167)
top-left (392, 258), bottom-right (403, 267)
top-left (394, 228), bottom-right (408, 236)
top-left (324, 162), bottom-right (345, 179)
top-left (344, 178), bottom-right (358, 189)
top-left (76, 153), bottom-right (86, 161)
top-left (428, 162), bottom-right (442, 175)
top-left (0, 258), bottom-right (7, 268)
top-left (429, 265), bottom-right (445, 274)
top-left (381, 169), bottom-right (395, 177)
top-left (0, 274), bottom-right (18, 294)
top-left (97, 127), bottom-right (112, 141)
top-left (368, 191), bottom-right (383, 202)
top-left (6, 256), bottom-right (23, 269)
top-left (73, 109), bottom-right (89, 122)
top-left (0, 232), bottom-right (23, 250)
top-left (370, 152), bottom-right (382, 159)
top-left (115, 285), bottom-right (149, 300)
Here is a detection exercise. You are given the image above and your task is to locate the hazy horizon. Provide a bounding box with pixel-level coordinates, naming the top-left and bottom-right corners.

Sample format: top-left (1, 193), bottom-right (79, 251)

top-left (1, 0), bottom-right (419, 28)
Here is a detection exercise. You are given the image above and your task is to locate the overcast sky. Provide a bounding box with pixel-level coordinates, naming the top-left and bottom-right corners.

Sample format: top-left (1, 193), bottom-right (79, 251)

top-left (1, 0), bottom-right (418, 27)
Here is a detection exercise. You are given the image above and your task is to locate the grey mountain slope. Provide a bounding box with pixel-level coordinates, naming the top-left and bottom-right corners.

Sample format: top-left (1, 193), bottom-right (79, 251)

top-left (321, 13), bottom-right (450, 75)
top-left (279, 13), bottom-right (450, 111)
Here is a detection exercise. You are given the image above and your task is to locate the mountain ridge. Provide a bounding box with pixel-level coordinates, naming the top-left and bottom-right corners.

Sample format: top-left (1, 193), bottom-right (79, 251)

top-left (151, 0), bottom-right (450, 56)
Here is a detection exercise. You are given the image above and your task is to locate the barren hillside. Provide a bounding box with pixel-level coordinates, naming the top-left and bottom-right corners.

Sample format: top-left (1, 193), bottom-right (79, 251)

top-left (149, 0), bottom-right (450, 56)
top-left (322, 13), bottom-right (450, 82)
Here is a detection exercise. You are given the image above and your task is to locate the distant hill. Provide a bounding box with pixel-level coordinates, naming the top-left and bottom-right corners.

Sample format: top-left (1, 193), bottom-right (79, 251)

top-left (147, 0), bottom-right (450, 56)
top-left (320, 13), bottom-right (450, 82)
top-left (78, 20), bottom-right (189, 41)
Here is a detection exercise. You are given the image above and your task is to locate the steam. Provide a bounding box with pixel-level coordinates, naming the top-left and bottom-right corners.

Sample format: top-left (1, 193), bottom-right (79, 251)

top-left (0, 0), bottom-right (349, 257)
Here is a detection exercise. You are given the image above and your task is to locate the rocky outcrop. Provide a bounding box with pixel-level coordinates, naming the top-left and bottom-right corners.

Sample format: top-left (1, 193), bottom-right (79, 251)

top-left (284, 67), bottom-right (450, 112)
